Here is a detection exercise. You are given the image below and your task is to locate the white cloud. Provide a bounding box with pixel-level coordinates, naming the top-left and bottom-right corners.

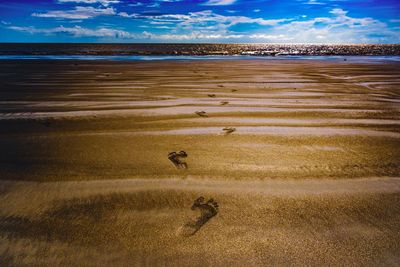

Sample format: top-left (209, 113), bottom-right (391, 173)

top-left (249, 8), bottom-right (399, 43)
top-left (147, 3), bottom-right (160, 7)
top-left (57, 0), bottom-right (120, 6)
top-left (10, 7), bottom-right (400, 43)
top-left (132, 0), bottom-right (183, 7)
top-left (128, 2), bottom-right (144, 7)
top-left (253, 9), bottom-right (261, 13)
top-left (132, 10), bottom-right (291, 42)
top-left (8, 25), bottom-right (136, 38)
top-left (8, 24), bottom-right (243, 40)
top-left (202, 0), bottom-right (237, 6)
top-left (149, 21), bottom-right (174, 25)
top-left (118, 11), bottom-right (139, 18)
top-left (142, 31), bottom-right (243, 40)
top-left (148, 10), bottom-right (290, 30)
top-left (249, 34), bottom-right (290, 40)
top-left (32, 6), bottom-right (116, 19)
top-left (329, 8), bottom-right (348, 16)
top-left (304, 0), bottom-right (325, 4)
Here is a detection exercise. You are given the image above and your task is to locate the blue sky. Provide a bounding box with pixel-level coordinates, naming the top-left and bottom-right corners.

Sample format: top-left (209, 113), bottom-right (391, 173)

top-left (0, 0), bottom-right (399, 43)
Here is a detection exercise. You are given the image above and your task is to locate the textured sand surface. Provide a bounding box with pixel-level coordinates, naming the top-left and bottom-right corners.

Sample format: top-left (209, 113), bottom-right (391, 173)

top-left (0, 60), bottom-right (399, 266)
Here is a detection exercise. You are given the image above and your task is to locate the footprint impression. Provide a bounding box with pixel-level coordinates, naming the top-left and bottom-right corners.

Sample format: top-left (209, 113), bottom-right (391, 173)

top-left (168, 151), bottom-right (188, 169)
top-left (222, 127), bottom-right (236, 135)
top-left (39, 118), bottom-right (52, 127)
top-left (195, 111), bottom-right (208, 117)
top-left (178, 197), bottom-right (219, 237)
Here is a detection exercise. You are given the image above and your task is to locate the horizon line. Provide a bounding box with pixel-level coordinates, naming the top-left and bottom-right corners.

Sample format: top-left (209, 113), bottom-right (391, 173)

top-left (1, 42), bottom-right (400, 45)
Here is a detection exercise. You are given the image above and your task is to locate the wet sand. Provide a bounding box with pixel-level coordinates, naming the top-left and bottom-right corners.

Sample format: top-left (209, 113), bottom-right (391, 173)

top-left (0, 60), bottom-right (399, 266)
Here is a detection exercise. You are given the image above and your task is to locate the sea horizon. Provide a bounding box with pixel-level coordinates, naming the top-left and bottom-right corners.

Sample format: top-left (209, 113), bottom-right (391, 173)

top-left (1, 43), bottom-right (399, 56)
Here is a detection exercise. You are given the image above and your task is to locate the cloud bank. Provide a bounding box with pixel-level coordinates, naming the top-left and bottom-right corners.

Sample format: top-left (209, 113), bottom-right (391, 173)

top-left (4, 0), bottom-right (399, 43)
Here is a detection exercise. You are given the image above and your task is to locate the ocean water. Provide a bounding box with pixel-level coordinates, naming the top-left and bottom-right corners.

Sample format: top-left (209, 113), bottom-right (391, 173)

top-left (1, 43), bottom-right (400, 55)
top-left (1, 55), bottom-right (400, 62)
top-left (1, 43), bottom-right (400, 62)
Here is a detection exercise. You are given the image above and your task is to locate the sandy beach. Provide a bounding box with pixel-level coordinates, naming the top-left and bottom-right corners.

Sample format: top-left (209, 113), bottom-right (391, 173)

top-left (0, 59), bottom-right (399, 266)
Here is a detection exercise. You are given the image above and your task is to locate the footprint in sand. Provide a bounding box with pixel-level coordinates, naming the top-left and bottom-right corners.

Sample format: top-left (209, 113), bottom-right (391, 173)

top-left (178, 197), bottom-right (219, 237)
top-left (168, 151), bottom-right (188, 169)
top-left (220, 101), bottom-right (229, 105)
top-left (195, 111), bottom-right (208, 117)
top-left (222, 127), bottom-right (236, 135)
top-left (39, 119), bottom-right (52, 127)
top-left (231, 89), bottom-right (238, 92)
top-left (208, 94), bottom-right (216, 98)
